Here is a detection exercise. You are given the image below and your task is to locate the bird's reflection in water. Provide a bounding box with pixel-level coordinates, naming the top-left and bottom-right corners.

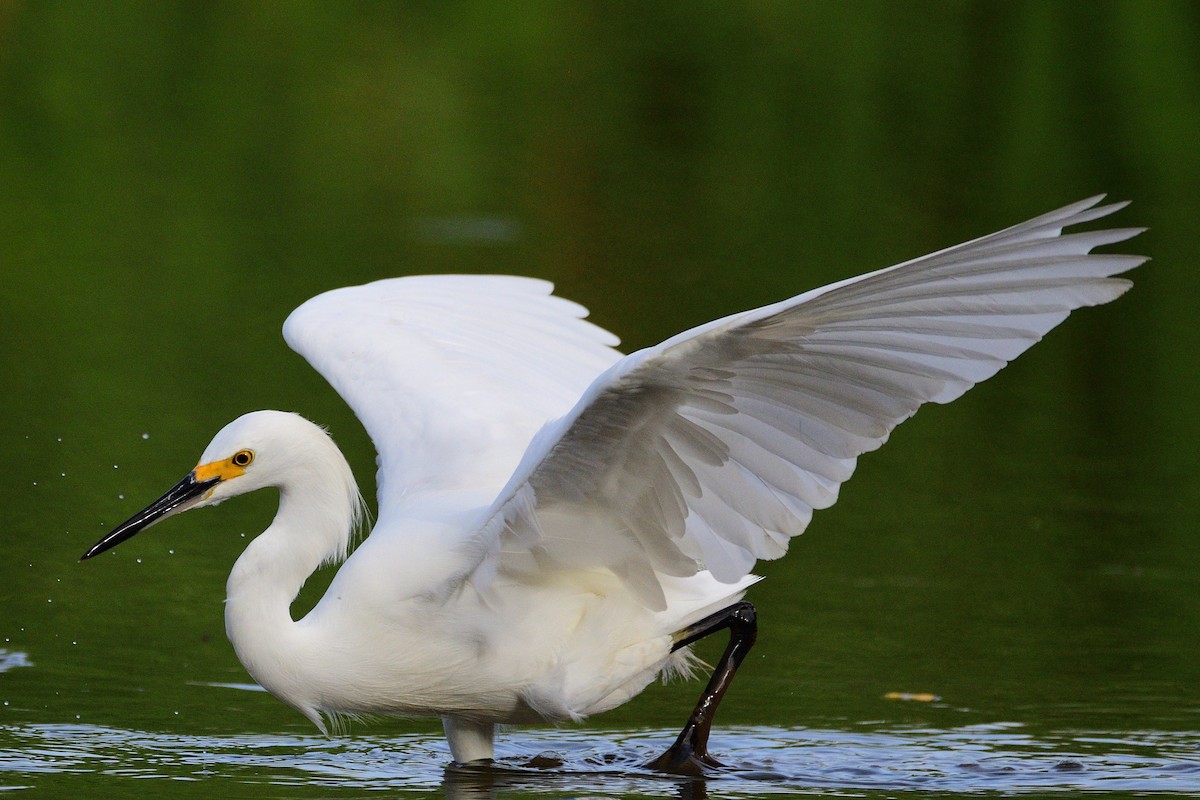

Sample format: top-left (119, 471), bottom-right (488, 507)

top-left (441, 755), bottom-right (714, 800)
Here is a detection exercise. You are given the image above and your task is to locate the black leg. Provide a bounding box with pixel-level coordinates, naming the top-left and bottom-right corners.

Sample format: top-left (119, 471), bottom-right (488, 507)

top-left (647, 601), bottom-right (757, 775)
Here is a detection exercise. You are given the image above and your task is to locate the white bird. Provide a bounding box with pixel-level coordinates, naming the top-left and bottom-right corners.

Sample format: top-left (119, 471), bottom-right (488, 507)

top-left (83, 197), bottom-right (1144, 773)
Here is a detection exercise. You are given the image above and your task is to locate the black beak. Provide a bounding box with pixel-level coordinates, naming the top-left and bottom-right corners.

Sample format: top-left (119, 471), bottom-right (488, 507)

top-left (82, 471), bottom-right (219, 560)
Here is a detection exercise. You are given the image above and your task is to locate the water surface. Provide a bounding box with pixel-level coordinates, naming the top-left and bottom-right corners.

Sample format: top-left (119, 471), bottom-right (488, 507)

top-left (6, 720), bottom-right (1200, 798)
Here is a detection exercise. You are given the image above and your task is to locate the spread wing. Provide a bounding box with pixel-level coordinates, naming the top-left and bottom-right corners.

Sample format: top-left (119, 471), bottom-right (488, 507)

top-left (283, 275), bottom-right (622, 519)
top-left (460, 197), bottom-right (1146, 610)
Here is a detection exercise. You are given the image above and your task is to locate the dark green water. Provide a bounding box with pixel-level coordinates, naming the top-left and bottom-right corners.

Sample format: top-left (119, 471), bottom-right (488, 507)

top-left (2, 3), bottom-right (1199, 798)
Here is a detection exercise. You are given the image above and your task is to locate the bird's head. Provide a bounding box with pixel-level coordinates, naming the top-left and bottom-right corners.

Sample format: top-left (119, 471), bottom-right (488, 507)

top-left (81, 410), bottom-right (321, 560)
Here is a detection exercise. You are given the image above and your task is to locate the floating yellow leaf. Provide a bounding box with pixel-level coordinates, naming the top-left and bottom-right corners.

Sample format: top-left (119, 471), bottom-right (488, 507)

top-left (884, 692), bottom-right (940, 702)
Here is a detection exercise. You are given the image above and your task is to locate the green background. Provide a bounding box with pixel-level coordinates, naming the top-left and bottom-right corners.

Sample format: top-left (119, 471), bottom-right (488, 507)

top-left (2, 2), bottom-right (1198, 797)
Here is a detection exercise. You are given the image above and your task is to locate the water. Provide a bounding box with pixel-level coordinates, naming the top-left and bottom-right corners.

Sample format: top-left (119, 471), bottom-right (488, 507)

top-left (2, 2), bottom-right (1199, 798)
top-left (4, 722), bottom-right (1199, 797)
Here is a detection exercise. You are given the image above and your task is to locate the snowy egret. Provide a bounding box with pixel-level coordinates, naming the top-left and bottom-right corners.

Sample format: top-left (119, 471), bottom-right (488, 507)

top-left (84, 197), bottom-right (1143, 773)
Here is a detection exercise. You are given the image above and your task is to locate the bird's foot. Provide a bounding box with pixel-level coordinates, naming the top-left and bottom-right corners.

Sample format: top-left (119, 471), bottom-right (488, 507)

top-left (646, 729), bottom-right (723, 776)
top-left (522, 752), bottom-right (565, 769)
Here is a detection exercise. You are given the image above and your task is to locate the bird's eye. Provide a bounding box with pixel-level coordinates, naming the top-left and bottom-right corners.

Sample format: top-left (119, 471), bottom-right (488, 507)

top-left (231, 450), bottom-right (254, 467)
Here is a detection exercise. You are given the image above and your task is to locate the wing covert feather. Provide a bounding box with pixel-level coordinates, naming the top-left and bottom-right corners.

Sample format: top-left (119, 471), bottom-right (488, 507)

top-left (283, 275), bottom-right (622, 518)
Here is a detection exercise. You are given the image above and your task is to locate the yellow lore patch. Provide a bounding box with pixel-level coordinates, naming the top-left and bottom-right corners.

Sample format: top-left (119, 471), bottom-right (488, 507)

top-left (193, 456), bottom-right (247, 483)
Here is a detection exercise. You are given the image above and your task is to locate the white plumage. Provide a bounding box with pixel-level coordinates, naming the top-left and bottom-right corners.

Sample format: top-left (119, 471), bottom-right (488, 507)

top-left (86, 196), bottom-right (1144, 767)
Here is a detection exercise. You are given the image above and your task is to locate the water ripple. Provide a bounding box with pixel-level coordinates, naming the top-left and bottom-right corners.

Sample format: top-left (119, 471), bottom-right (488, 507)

top-left (0, 652), bottom-right (32, 675)
top-left (1, 721), bottom-right (1198, 796)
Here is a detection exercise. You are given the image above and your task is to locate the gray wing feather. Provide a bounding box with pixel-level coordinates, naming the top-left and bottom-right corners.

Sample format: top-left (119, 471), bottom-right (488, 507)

top-left (461, 197), bottom-right (1145, 609)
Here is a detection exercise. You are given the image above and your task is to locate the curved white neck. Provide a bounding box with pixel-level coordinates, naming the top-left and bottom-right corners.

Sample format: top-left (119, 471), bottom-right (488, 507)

top-left (223, 457), bottom-right (359, 727)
